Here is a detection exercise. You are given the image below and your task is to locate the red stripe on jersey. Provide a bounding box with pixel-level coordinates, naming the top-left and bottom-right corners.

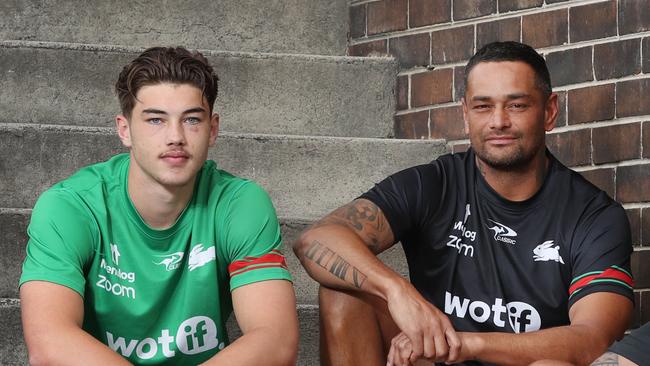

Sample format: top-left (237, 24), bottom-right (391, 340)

top-left (230, 263), bottom-right (288, 278)
top-left (569, 267), bottom-right (634, 295)
top-left (228, 252), bottom-right (288, 277)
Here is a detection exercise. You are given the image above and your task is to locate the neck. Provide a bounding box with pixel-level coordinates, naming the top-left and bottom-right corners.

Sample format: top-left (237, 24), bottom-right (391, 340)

top-left (127, 171), bottom-right (195, 229)
top-left (476, 150), bottom-right (548, 202)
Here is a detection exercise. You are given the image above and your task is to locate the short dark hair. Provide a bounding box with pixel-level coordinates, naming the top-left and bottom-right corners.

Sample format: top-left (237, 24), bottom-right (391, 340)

top-left (464, 41), bottom-right (552, 99)
top-left (115, 47), bottom-right (219, 118)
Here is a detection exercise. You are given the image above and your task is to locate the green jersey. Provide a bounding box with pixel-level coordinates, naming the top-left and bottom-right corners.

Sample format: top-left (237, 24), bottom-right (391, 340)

top-left (20, 154), bottom-right (292, 365)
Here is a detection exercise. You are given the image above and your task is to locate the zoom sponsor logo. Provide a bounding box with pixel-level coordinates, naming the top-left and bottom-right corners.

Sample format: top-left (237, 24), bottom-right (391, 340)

top-left (107, 316), bottom-right (225, 360)
top-left (444, 291), bottom-right (541, 333)
top-left (97, 258), bottom-right (137, 299)
top-left (446, 221), bottom-right (477, 257)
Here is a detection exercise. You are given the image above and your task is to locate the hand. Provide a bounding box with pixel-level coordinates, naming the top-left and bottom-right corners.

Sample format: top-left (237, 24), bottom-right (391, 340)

top-left (385, 281), bottom-right (461, 364)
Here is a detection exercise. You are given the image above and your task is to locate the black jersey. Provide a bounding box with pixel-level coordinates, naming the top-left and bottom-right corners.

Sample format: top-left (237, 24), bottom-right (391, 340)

top-left (361, 148), bottom-right (633, 337)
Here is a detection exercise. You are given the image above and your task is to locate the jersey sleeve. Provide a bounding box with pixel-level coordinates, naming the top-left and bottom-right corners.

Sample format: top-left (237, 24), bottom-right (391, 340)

top-left (568, 200), bottom-right (634, 307)
top-left (359, 163), bottom-right (443, 244)
top-left (19, 189), bottom-right (97, 297)
top-left (220, 181), bottom-right (292, 291)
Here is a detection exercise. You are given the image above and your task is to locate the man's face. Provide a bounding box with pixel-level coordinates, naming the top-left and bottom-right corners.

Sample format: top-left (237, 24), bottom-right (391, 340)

top-left (116, 83), bottom-right (219, 191)
top-left (462, 61), bottom-right (557, 170)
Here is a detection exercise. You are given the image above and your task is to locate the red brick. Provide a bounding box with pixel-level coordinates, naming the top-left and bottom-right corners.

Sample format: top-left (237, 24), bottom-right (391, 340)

top-left (579, 168), bottom-right (615, 199)
top-left (430, 105), bottom-right (465, 140)
top-left (643, 122), bottom-right (650, 159)
top-left (431, 26), bottom-right (474, 65)
top-left (627, 208), bottom-right (642, 247)
top-left (545, 47), bottom-right (593, 87)
top-left (388, 33), bottom-right (430, 68)
top-left (499, 0), bottom-right (542, 13)
top-left (594, 39), bottom-right (642, 80)
top-left (546, 129), bottom-right (591, 167)
top-left (642, 208), bottom-right (650, 245)
top-left (348, 40), bottom-right (388, 57)
top-left (409, 0), bottom-right (451, 28)
top-left (617, 78), bottom-right (650, 118)
top-left (397, 75), bottom-right (409, 110)
top-left (555, 91), bottom-right (567, 127)
top-left (522, 9), bottom-right (568, 49)
top-left (411, 69), bottom-right (453, 107)
top-left (570, 1), bottom-right (617, 43)
top-left (641, 37), bottom-right (650, 73)
top-left (454, 66), bottom-right (465, 102)
top-left (395, 111), bottom-right (429, 139)
top-left (453, 0), bottom-right (496, 21)
top-left (367, 0), bottom-right (408, 35)
top-left (631, 250), bottom-right (650, 288)
top-left (593, 123), bottom-right (641, 164)
top-left (567, 84), bottom-right (615, 125)
top-left (452, 143), bottom-right (470, 153)
top-left (617, 163), bottom-right (650, 203)
top-left (350, 4), bottom-right (366, 39)
top-left (619, 0), bottom-right (650, 35)
top-left (476, 17), bottom-right (521, 50)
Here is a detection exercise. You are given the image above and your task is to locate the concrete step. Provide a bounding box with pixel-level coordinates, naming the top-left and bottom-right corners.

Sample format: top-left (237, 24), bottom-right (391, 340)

top-left (0, 123), bottom-right (447, 219)
top-left (0, 41), bottom-right (396, 138)
top-left (0, 299), bottom-right (319, 366)
top-left (0, 0), bottom-right (349, 56)
top-left (1, 209), bottom-right (409, 305)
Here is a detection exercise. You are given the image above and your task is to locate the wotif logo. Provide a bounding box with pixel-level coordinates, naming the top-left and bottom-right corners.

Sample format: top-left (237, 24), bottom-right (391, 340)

top-left (107, 316), bottom-right (225, 360)
top-left (444, 291), bottom-right (541, 333)
top-left (487, 220), bottom-right (517, 245)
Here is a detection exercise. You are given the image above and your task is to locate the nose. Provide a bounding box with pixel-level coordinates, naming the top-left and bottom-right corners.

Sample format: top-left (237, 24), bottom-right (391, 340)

top-left (489, 106), bottom-right (511, 129)
top-left (166, 120), bottom-right (186, 145)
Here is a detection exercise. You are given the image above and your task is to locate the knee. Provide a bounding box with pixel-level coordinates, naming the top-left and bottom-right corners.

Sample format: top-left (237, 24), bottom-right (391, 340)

top-left (319, 286), bottom-right (371, 331)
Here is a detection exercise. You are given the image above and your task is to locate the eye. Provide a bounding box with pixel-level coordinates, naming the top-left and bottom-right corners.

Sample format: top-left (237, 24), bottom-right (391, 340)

top-left (185, 117), bottom-right (201, 125)
top-left (509, 103), bottom-right (528, 110)
top-left (473, 104), bottom-right (491, 111)
top-left (147, 118), bottom-right (162, 125)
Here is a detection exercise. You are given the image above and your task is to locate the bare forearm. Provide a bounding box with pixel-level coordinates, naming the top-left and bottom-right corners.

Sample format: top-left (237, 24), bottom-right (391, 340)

top-left (294, 224), bottom-right (405, 300)
top-left (202, 327), bottom-right (297, 366)
top-left (461, 325), bottom-right (609, 366)
top-left (26, 326), bottom-right (132, 366)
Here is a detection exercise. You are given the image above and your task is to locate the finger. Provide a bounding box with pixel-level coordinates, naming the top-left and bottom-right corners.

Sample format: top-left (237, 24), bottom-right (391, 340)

top-left (405, 329), bottom-right (424, 360)
top-left (389, 333), bottom-right (408, 366)
top-left (397, 335), bottom-right (412, 365)
top-left (444, 324), bottom-right (462, 362)
top-left (420, 326), bottom-right (436, 360)
top-left (431, 320), bottom-right (449, 361)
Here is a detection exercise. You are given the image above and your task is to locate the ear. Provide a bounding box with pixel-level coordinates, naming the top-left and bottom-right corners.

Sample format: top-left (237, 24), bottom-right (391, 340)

top-left (208, 113), bottom-right (220, 146)
top-left (461, 98), bottom-right (470, 135)
top-left (543, 92), bottom-right (558, 132)
top-left (116, 115), bottom-right (132, 148)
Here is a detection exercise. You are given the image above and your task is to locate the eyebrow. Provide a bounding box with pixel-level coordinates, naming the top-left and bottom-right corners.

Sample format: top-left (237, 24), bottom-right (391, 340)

top-left (470, 93), bottom-right (531, 102)
top-left (141, 107), bottom-right (207, 115)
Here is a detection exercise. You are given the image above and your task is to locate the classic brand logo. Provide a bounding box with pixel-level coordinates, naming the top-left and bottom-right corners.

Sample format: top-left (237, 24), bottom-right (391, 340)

top-left (155, 252), bottom-right (185, 271)
top-left (444, 291), bottom-right (541, 333)
top-left (533, 240), bottom-right (564, 264)
top-left (487, 220), bottom-right (517, 245)
top-left (188, 244), bottom-right (216, 271)
top-left (107, 316), bottom-right (225, 360)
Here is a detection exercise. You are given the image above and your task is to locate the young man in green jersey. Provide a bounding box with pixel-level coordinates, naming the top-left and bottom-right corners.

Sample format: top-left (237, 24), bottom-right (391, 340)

top-left (19, 47), bottom-right (299, 365)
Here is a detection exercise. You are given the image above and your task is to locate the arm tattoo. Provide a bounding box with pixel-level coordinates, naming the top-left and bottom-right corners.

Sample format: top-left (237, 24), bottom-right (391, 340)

top-left (304, 240), bottom-right (368, 289)
top-left (323, 201), bottom-right (387, 253)
top-left (591, 353), bottom-right (619, 366)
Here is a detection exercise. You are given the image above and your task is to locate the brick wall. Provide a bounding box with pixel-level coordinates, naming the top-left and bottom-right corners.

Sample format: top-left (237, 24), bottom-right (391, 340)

top-left (349, 0), bottom-right (650, 327)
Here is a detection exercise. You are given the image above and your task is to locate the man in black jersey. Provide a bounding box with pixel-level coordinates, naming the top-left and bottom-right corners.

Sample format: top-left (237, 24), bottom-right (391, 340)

top-left (293, 41), bottom-right (634, 366)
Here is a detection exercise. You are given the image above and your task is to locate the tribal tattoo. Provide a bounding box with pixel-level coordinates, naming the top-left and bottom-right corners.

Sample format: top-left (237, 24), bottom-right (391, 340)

top-left (304, 240), bottom-right (368, 289)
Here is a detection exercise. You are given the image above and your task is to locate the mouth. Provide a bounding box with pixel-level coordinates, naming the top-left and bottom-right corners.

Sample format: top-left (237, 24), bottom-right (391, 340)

top-left (485, 135), bottom-right (518, 145)
top-left (160, 150), bottom-right (190, 165)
